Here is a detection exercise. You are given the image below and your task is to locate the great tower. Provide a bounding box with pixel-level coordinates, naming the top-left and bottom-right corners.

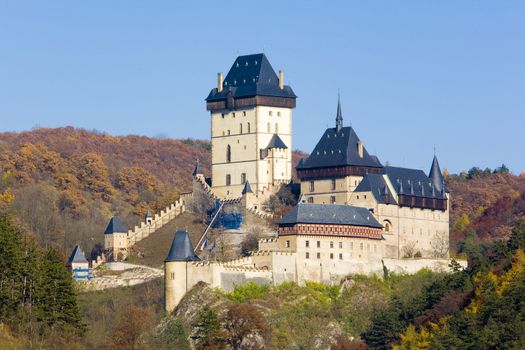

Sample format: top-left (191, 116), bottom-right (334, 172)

top-left (206, 54), bottom-right (296, 204)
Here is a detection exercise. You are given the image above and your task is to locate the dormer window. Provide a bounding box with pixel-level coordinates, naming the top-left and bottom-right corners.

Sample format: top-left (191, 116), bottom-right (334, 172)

top-left (255, 60), bottom-right (258, 65)
top-left (245, 61), bottom-right (248, 66)
top-left (236, 63), bottom-right (239, 67)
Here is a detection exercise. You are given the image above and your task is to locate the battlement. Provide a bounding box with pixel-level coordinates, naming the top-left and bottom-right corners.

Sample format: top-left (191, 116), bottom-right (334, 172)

top-left (127, 198), bottom-right (185, 246)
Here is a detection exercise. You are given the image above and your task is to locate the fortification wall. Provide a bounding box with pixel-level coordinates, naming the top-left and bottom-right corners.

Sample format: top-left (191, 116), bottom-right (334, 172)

top-left (127, 199), bottom-right (185, 245)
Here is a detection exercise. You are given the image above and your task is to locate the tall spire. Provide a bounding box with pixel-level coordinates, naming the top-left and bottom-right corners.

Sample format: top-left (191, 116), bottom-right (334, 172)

top-left (429, 155), bottom-right (444, 193)
top-left (335, 93), bottom-right (343, 132)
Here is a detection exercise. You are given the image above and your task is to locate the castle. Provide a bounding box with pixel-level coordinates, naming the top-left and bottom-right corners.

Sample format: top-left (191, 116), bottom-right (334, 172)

top-left (160, 53), bottom-right (458, 312)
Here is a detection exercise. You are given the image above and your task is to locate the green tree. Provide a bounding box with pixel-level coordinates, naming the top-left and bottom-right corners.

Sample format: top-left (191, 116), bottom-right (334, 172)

top-left (37, 248), bottom-right (84, 332)
top-left (0, 214), bottom-right (24, 321)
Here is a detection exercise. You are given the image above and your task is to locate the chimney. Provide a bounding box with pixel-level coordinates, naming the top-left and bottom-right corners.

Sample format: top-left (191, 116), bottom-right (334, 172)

top-left (357, 141), bottom-right (363, 158)
top-left (279, 70), bottom-right (284, 90)
top-left (217, 72), bottom-right (223, 93)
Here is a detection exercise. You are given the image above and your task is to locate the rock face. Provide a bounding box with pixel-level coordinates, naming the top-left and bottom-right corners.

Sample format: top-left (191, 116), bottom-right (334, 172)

top-left (172, 282), bottom-right (348, 350)
top-left (82, 262), bottom-right (163, 291)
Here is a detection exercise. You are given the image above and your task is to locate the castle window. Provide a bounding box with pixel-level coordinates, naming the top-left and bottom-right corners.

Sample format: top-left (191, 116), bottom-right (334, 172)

top-left (330, 253), bottom-right (334, 259)
top-left (317, 252), bottom-right (321, 259)
top-left (171, 272), bottom-right (175, 280)
top-left (226, 145), bottom-right (231, 162)
top-left (330, 241), bottom-right (334, 248)
top-left (277, 111), bottom-right (281, 117)
top-left (374, 244), bottom-right (377, 252)
top-left (221, 113), bottom-right (225, 118)
top-left (330, 196), bottom-right (336, 204)
top-left (241, 173), bottom-right (246, 184)
top-left (269, 111), bottom-right (273, 116)
top-left (305, 240), bottom-right (309, 248)
top-left (232, 112), bottom-right (236, 118)
top-left (239, 124), bottom-right (243, 134)
top-left (307, 197), bottom-right (314, 204)
top-left (384, 220), bottom-right (392, 232)
top-left (305, 252), bottom-right (310, 259)
top-left (226, 174), bottom-right (231, 186)
top-left (247, 122), bottom-right (251, 133)
top-left (275, 123), bottom-right (279, 133)
top-left (317, 241), bottom-right (320, 248)
top-left (331, 179), bottom-right (336, 190)
top-left (243, 111), bottom-right (246, 116)
top-left (360, 243), bottom-right (363, 251)
top-left (339, 242), bottom-right (342, 249)
top-left (285, 240), bottom-right (290, 248)
top-left (350, 242), bottom-right (354, 250)
top-left (339, 253), bottom-right (343, 260)
top-left (309, 181), bottom-right (315, 192)
top-left (267, 122), bottom-right (271, 133)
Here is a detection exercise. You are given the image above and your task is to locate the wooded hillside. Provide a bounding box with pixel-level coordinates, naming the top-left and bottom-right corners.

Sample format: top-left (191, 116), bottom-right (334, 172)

top-left (0, 127), bottom-right (523, 257)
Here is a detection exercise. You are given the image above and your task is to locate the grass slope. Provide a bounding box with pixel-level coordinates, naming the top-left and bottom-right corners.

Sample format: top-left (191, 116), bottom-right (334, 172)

top-left (129, 212), bottom-right (206, 267)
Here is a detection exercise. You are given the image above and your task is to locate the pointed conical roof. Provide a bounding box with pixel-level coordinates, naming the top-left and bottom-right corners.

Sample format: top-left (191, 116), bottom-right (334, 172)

top-left (68, 245), bottom-right (88, 264)
top-left (192, 160), bottom-right (203, 176)
top-left (164, 230), bottom-right (200, 262)
top-left (429, 155), bottom-right (444, 193)
top-left (242, 181), bottom-right (253, 194)
top-left (336, 95), bottom-right (343, 132)
top-left (104, 216), bottom-right (127, 234)
top-left (145, 208), bottom-right (153, 218)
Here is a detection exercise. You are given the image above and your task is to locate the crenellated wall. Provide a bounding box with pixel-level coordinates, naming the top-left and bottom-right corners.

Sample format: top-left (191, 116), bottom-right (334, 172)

top-left (127, 199), bottom-right (186, 246)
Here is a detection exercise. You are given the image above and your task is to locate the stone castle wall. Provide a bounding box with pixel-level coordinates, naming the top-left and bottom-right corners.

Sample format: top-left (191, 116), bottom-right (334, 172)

top-left (127, 199), bottom-right (185, 246)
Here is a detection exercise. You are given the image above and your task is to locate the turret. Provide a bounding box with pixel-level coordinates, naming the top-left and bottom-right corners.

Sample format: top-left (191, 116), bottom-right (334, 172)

top-left (241, 180), bottom-right (255, 208)
top-left (165, 230), bottom-right (200, 312)
top-left (145, 208), bottom-right (153, 225)
top-left (192, 159), bottom-right (203, 177)
top-left (429, 155), bottom-right (444, 193)
top-left (67, 245), bottom-right (90, 281)
top-left (103, 216), bottom-right (128, 262)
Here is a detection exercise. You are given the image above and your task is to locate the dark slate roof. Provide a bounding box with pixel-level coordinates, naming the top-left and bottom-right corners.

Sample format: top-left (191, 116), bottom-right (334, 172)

top-left (206, 53), bottom-right (296, 101)
top-left (192, 160), bottom-right (203, 176)
top-left (266, 134), bottom-right (288, 149)
top-left (428, 156), bottom-right (445, 193)
top-left (278, 203), bottom-right (382, 228)
top-left (297, 126), bottom-right (383, 169)
top-left (68, 245), bottom-right (88, 264)
top-left (384, 166), bottom-right (446, 199)
top-left (104, 216), bottom-right (127, 234)
top-left (145, 209), bottom-right (153, 218)
top-left (354, 174), bottom-right (397, 204)
top-left (165, 230), bottom-right (201, 262)
top-left (242, 181), bottom-right (253, 194)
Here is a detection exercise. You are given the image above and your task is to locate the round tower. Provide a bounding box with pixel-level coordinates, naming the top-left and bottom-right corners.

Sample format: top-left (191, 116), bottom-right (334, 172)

top-left (164, 230), bottom-right (200, 313)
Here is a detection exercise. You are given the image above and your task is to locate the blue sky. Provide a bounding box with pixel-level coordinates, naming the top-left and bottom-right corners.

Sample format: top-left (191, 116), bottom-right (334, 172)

top-left (1, 1), bottom-right (524, 174)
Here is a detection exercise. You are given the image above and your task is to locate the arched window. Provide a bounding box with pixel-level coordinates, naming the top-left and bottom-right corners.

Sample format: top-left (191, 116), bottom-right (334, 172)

top-left (239, 123), bottom-right (243, 134)
top-left (226, 174), bottom-right (231, 186)
top-left (267, 122), bottom-right (271, 133)
top-left (275, 123), bottom-right (279, 133)
top-left (384, 220), bottom-right (392, 232)
top-left (226, 145), bottom-right (231, 163)
top-left (247, 122), bottom-right (251, 133)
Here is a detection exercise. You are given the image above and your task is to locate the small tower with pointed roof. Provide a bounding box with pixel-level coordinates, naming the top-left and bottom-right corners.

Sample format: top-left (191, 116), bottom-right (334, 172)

top-left (164, 230), bottom-right (200, 312)
top-left (145, 208), bottom-right (153, 225)
top-left (429, 155), bottom-right (445, 193)
top-left (240, 180), bottom-right (256, 208)
top-left (103, 216), bottom-right (128, 262)
top-left (67, 245), bottom-right (91, 281)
